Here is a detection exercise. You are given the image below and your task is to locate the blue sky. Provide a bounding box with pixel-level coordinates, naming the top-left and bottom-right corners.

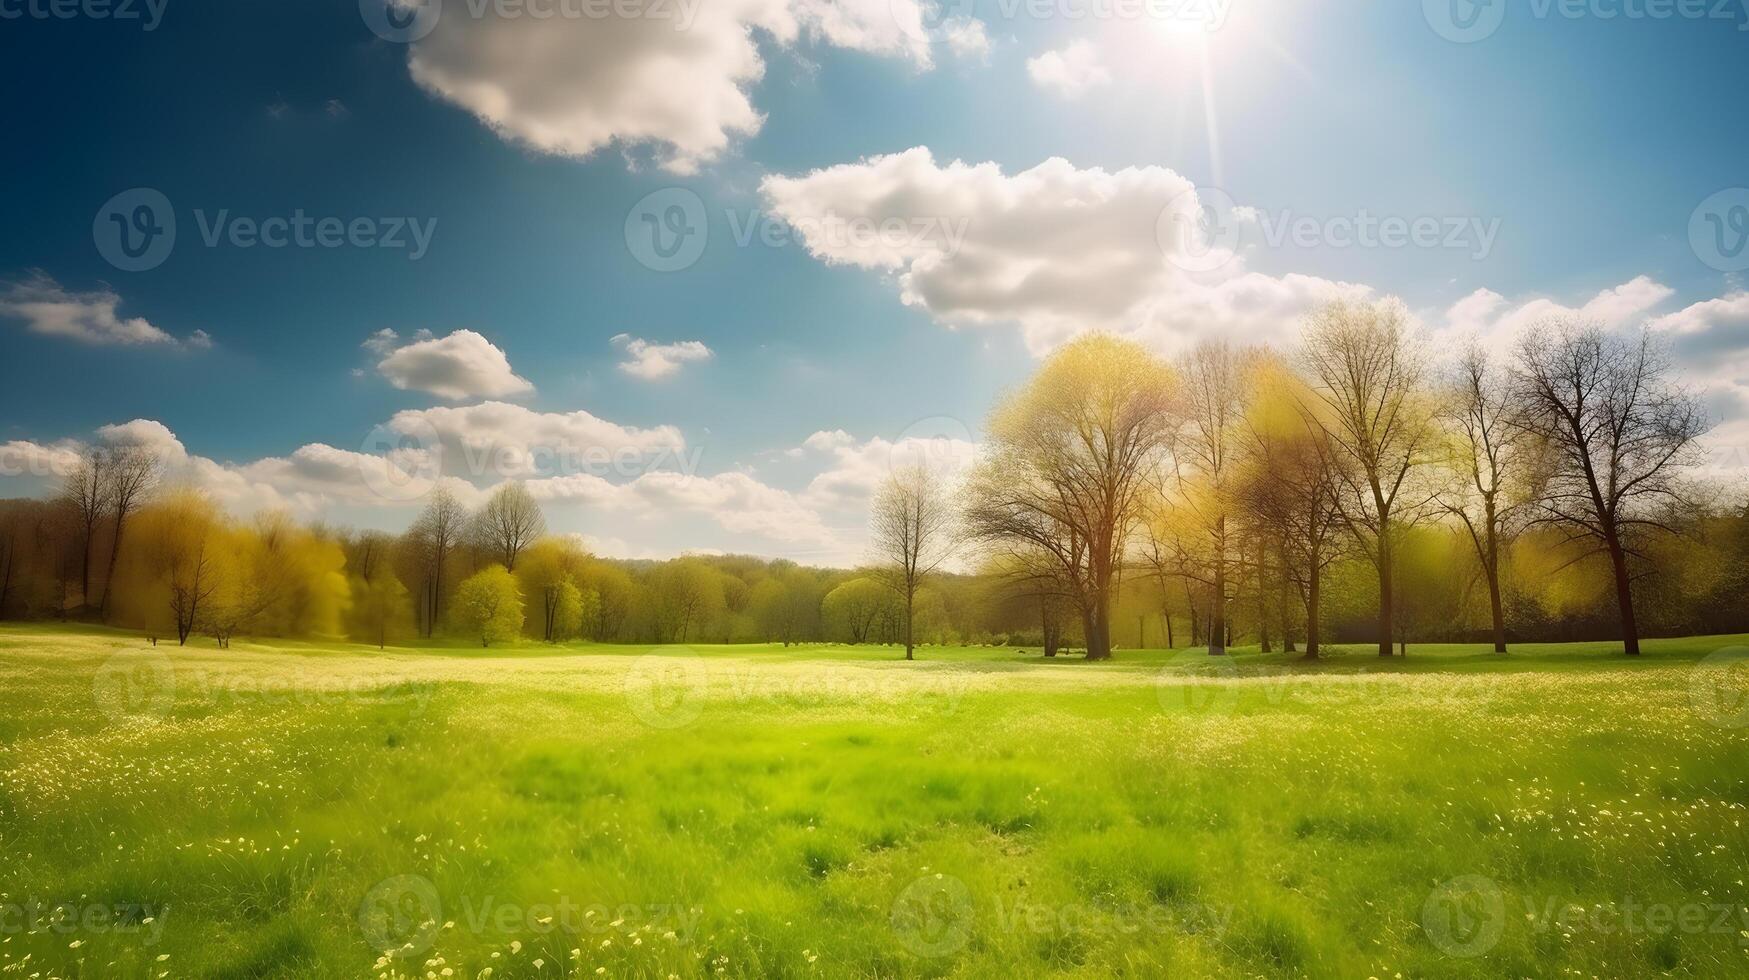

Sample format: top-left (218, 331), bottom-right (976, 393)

top-left (2, 0), bottom-right (1746, 562)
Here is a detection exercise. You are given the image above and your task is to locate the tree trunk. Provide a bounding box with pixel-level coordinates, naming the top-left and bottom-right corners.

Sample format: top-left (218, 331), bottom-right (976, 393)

top-left (1086, 599), bottom-right (1112, 660)
top-left (904, 586), bottom-right (915, 660)
top-left (1042, 602), bottom-right (1059, 657)
top-left (1164, 609), bottom-right (1174, 649)
top-left (1277, 541), bottom-right (1295, 653)
top-left (1375, 532), bottom-right (1394, 657)
top-left (1604, 526), bottom-right (1641, 656)
top-left (1208, 551), bottom-right (1227, 656)
top-left (1304, 560), bottom-right (1321, 659)
top-left (1483, 506), bottom-right (1507, 654)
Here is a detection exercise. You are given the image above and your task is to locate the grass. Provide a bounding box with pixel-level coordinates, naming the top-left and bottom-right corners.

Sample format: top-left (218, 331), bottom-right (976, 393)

top-left (1, 625), bottom-right (1747, 978)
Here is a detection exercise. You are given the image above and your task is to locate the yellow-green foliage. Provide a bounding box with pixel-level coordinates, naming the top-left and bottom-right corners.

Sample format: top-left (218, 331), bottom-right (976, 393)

top-left (452, 564), bottom-right (524, 646)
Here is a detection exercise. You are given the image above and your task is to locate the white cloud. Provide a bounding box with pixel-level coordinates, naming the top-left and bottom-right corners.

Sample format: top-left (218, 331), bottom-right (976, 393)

top-left (0, 274), bottom-right (203, 347)
top-left (400, 0), bottom-right (960, 174)
top-left (760, 147), bottom-right (1371, 355)
top-left (388, 401), bottom-right (688, 480)
top-left (1027, 40), bottom-right (1111, 98)
top-left (1436, 275), bottom-right (1677, 355)
top-left (611, 335), bottom-right (714, 380)
top-left (373, 329), bottom-right (534, 401)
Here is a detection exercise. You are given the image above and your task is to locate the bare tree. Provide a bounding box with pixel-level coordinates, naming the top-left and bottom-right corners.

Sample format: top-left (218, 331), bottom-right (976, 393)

top-left (871, 464), bottom-right (956, 660)
top-left (963, 334), bottom-right (1179, 660)
top-left (1439, 344), bottom-right (1527, 653)
top-left (408, 486), bottom-right (467, 637)
top-left (1510, 320), bottom-right (1706, 656)
top-left (60, 447), bottom-right (110, 610)
top-left (1300, 299), bottom-right (1436, 657)
top-left (474, 481), bottom-right (546, 571)
top-left (97, 444), bottom-right (161, 618)
top-left (1168, 341), bottom-right (1253, 655)
top-left (1238, 396), bottom-right (1347, 658)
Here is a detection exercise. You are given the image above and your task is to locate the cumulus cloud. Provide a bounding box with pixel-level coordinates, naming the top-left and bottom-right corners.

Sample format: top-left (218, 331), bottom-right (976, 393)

top-left (0, 274), bottom-right (205, 347)
top-left (388, 401), bottom-right (688, 480)
top-left (372, 328), bottom-right (534, 401)
top-left (759, 147), bottom-right (1371, 355)
top-left (1027, 40), bottom-right (1111, 98)
top-left (1435, 275), bottom-right (1678, 354)
top-left (400, 0), bottom-right (963, 174)
top-left (611, 334), bottom-right (714, 380)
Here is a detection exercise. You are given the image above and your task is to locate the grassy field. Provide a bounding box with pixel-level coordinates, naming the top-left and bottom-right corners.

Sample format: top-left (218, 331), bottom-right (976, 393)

top-left (1, 625), bottom-right (1747, 978)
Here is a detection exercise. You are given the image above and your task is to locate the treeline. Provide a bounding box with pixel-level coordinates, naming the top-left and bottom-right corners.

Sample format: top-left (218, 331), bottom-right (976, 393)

top-left (1, 300), bottom-right (1744, 654)
top-left (0, 469), bottom-right (1010, 647)
top-left (947, 300), bottom-right (1735, 658)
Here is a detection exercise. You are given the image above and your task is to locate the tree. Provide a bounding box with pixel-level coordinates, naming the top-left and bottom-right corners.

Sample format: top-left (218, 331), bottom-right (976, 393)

top-left (1439, 343), bottom-right (1528, 653)
top-left (452, 565), bottom-right (524, 647)
top-left (517, 536), bottom-right (590, 641)
top-left (821, 576), bottom-right (893, 644)
top-left (1167, 341), bottom-right (1255, 655)
top-left (407, 486), bottom-right (466, 637)
top-left (871, 464), bottom-right (956, 660)
top-left (351, 568), bottom-right (412, 649)
top-left (1238, 358), bottom-right (1348, 658)
top-left (96, 444), bottom-right (160, 619)
top-left (475, 482), bottom-right (546, 571)
top-left (648, 558), bottom-right (723, 642)
top-left (1300, 299), bottom-right (1436, 657)
top-left (60, 446), bottom-right (110, 610)
top-left (551, 579), bottom-right (596, 642)
top-left (1510, 320), bottom-right (1706, 656)
top-left (964, 334), bottom-right (1179, 660)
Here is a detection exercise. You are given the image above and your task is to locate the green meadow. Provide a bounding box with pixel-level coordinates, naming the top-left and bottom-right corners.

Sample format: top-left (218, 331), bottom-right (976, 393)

top-left (2, 625), bottom-right (1747, 978)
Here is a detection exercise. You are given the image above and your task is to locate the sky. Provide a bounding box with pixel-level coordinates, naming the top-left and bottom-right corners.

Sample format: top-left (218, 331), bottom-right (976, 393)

top-left (1, 0), bottom-right (1747, 564)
